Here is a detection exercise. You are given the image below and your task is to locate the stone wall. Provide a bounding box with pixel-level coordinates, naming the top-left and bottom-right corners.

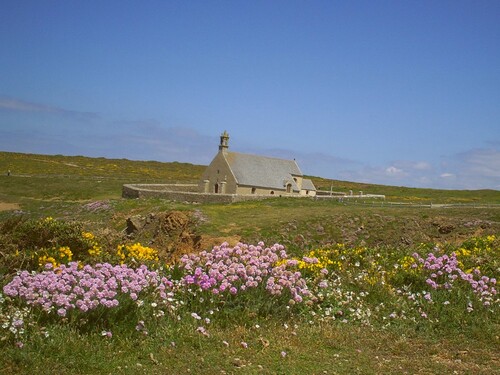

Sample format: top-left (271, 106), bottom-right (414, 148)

top-left (122, 184), bottom-right (310, 204)
top-left (125, 184), bottom-right (199, 193)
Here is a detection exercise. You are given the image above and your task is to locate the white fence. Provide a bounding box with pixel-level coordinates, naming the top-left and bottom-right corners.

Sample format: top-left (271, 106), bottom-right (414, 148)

top-left (322, 199), bottom-right (500, 209)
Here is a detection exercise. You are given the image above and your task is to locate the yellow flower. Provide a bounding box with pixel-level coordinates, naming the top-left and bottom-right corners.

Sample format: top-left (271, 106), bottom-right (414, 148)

top-left (38, 255), bottom-right (58, 269)
top-left (88, 245), bottom-right (101, 256)
top-left (82, 231), bottom-right (95, 240)
top-left (116, 243), bottom-right (159, 264)
top-left (399, 255), bottom-right (418, 271)
top-left (83, 231), bottom-right (102, 256)
top-left (288, 245), bottom-right (349, 276)
top-left (58, 246), bottom-right (73, 261)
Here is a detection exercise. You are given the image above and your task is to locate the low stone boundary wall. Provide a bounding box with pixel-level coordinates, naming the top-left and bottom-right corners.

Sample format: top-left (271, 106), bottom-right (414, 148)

top-left (123, 184), bottom-right (199, 193)
top-left (122, 184), bottom-right (287, 204)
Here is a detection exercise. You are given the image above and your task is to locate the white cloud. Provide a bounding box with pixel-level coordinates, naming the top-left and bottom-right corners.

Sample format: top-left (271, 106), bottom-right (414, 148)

top-left (0, 96), bottom-right (98, 121)
top-left (440, 173), bottom-right (454, 178)
top-left (1, 97), bottom-right (498, 190)
top-left (385, 166), bottom-right (404, 175)
top-left (413, 161), bottom-right (431, 170)
top-left (460, 149), bottom-right (500, 179)
top-left (318, 145), bottom-right (499, 190)
top-left (0, 108), bottom-right (215, 164)
top-left (445, 148), bottom-right (500, 189)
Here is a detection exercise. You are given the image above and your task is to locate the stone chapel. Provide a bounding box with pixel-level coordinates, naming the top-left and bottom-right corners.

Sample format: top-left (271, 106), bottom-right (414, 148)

top-left (199, 131), bottom-right (316, 196)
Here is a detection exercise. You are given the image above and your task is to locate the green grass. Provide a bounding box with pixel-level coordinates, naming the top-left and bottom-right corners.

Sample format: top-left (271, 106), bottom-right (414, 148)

top-left (1, 151), bottom-right (498, 205)
top-left (3, 321), bottom-right (498, 374)
top-left (0, 151), bottom-right (204, 180)
top-left (197, 199), bottom-right (500, 254)
top-left (310, 175), bottom-right (500, 204)
top-left (1, 151), bottom-right (499, 374)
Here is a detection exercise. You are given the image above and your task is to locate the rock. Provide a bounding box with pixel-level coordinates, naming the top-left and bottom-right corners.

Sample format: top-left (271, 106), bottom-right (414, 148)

top-left (159, 211), bottom-right (190, 232)
top-left (126, 215), bottom-right (145, 235)
top-left (232, 358), bottom-right (243, 367)
top-left (431, 217), bottom-right (455, 234)
top-left (400, 236), bottom-right (412, 245)
top-left (294, 234), bottom-right (305, 244)
top-left (438, 224), bottom-right (455, 234)
top-left (122, 210), bottom-right (240, 263)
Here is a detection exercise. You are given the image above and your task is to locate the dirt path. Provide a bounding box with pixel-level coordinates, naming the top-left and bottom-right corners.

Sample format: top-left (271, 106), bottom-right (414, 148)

top-left (0, 202), bottom-right (20, 211)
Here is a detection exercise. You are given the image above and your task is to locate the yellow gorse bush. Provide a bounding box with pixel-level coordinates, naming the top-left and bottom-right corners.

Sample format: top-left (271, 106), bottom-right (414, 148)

top-left (58, 246), bottom-right (73, 260)
top-left (116, 243), bottom-right (159, 264)
top-left (82, 231), bottom-right (102, 257)
top-left (455, 235), bottom-right (498, 273)
top-left (37, 246), bottom-right (73, 269)
top-left (38, 255), bottom-right (58, 269)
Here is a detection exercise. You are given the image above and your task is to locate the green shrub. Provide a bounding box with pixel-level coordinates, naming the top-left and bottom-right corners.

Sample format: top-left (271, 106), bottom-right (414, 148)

top-left (0, 217), bottom-right (105, 276)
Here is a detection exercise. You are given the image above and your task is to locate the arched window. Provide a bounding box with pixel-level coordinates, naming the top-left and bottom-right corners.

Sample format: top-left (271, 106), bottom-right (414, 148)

top-left (214, 183), bottom-right (219, 193)
top-left (270, 191), bottom-right (275, 195)
top-left (251, 187), bottom-right (256, 194)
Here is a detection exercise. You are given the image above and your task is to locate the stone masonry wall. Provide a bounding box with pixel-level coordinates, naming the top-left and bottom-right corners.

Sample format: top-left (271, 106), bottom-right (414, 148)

top-left (122, 184), bottom-right (289, 204)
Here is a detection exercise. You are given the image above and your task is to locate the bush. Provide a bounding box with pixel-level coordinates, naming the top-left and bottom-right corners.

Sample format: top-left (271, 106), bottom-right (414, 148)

top-left (0, 217), bottom-right (104, 276)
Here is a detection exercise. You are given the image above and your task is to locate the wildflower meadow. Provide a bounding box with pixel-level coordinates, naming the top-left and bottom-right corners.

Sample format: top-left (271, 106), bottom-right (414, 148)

top-left (0, 215), bottom-right (498, 374)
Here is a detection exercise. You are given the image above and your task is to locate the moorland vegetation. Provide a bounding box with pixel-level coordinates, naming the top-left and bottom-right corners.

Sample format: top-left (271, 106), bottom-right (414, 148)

top-left (0, 151), bottom-right (499, 374)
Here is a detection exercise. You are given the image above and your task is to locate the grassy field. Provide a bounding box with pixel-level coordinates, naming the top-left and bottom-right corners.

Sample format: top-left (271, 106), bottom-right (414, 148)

top-left (2, 151), bottom-right (499, 205)
top-left (1, 151), bottom-right (499, 374)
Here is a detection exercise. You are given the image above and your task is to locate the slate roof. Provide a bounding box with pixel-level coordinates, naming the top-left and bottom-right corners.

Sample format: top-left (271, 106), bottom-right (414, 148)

top-left (224, 151), bottom-right (303, 191)
top-left (301, 178), bottom-right (316, 191)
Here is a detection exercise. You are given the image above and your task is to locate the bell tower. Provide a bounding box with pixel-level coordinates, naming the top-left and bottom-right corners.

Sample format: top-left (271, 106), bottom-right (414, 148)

top-left (219, 130), bottom-right (229, 153)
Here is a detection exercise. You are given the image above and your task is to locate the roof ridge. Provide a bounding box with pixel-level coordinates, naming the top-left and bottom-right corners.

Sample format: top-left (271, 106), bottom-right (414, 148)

top-left (227, 150), bottom-right (300, 165)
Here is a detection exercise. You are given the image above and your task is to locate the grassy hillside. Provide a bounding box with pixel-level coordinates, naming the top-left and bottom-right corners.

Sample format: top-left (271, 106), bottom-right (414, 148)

top-left (0, 151), bottom-right (204, 205)
top-left (310, 175), bottom-right (500, 204)
top-left (1, 151), bottom-right (499, 205)
top-left (1, 151), bottom-right (499, 374)
top-left (1, 151), bottom-right (498, 250)
top-left (0, 151), bottom-right (205, 180)
top-left (1, 150), bottom-right (499, 249)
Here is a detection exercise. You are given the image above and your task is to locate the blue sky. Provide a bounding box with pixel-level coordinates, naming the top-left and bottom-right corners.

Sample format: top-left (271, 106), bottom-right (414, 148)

top-left (1, 1), bottom-right (499, 190)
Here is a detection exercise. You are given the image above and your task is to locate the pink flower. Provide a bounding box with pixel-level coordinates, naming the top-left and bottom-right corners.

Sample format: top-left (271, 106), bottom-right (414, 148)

top-left (135, 321), bottom-right (145, 331)
top-left (196, 326), bottom-right (209, 337)
top-left (57, 308), bottom-right (67, 317)
top-left (191, 312), bottom-right (201, 320)
top-left (101, 330), bottom-right (112, 338)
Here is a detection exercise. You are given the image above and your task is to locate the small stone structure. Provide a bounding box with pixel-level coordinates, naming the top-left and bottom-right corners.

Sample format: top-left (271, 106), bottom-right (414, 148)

top-left (200, 131), bottom-right (316, 197)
